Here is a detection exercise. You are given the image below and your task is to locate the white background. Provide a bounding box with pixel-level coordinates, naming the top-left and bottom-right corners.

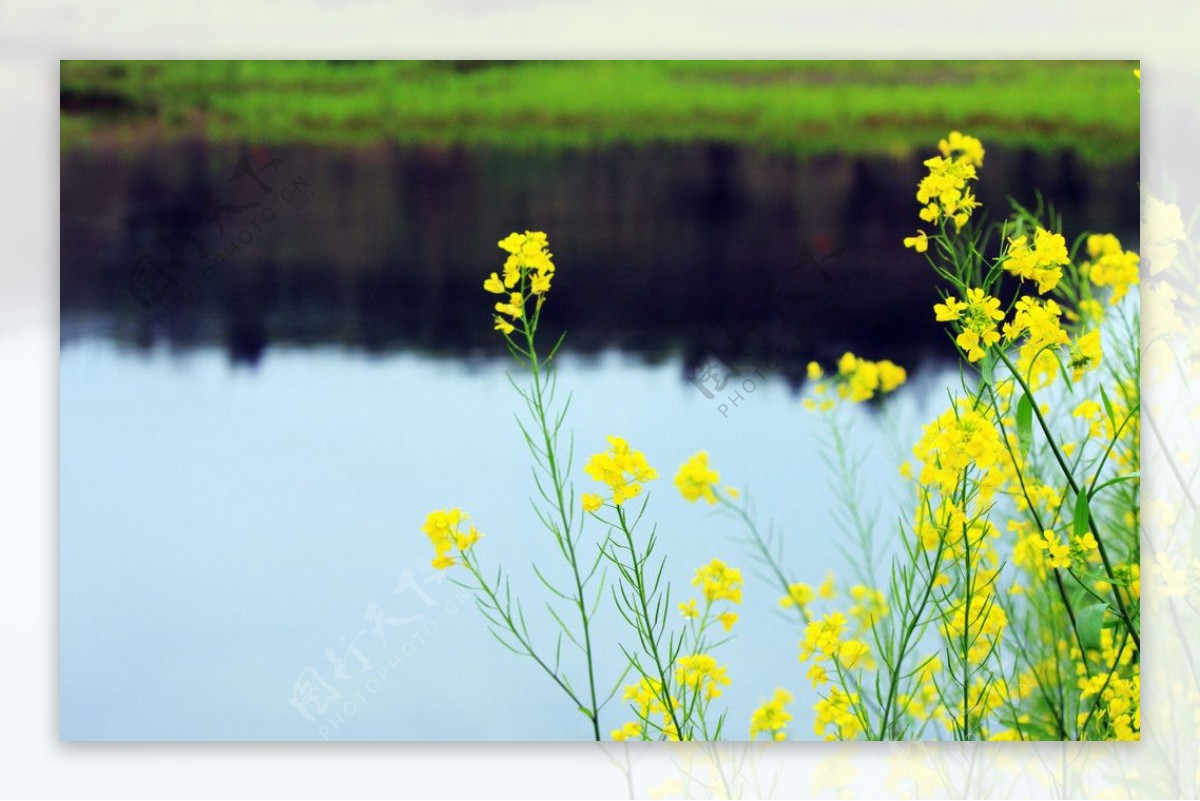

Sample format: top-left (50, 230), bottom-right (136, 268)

top-left (2, 2), bottom-right (1198, 797)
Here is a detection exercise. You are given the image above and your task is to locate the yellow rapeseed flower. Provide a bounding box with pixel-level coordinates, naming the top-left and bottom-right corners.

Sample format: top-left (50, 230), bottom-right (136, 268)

top-left (814, 685), bottom-right (863, 740)
top-left (1006, 295), bottom-right (1071, 387)
top-left (1083, 233), bottom-right (1139, 304)
top-left (800, 612), bottom-right (847, 663)
top-left (903, 230), bottom-right (929, 253)
top-left (914, 134), bottom-right (983, 231)
top-left (1068, 329), bottom-right (1103, 381)
top-left (809, 352), bottom-right (907, 404)
top-left (486, 231), bottom-right (557, 335)
top-left (583, 435), bottom-right (658, 505)
top-left (494, 291), bottom-right (524, 319)
top-left (675, 451), bottom-right (721, 504)
top-left (938, 130), bottom-right (986, 167)
top-left (939, 288), bottom-right (1004, 362)
top-left (421, 507), bottom-right (481, 570)
top-left (618, 676), bottom-right (677, 740)
top-left (1036, 529), bottom-right (1072, 569)
top-left (610, 721), bottom-right (642, 741)
top-left (779, 581), bottom-right (814, 610)
top-left (749, 688), bottom-right (794, 741)
top-left (675, 653), bottom-right (731, 700)
top-left (693, 558), bottom-right (744, 604)
top-left (837, 639), bottom-right (871, 670)
top-left (483, 272), bottom-right (505, 294)
top-left (1003, 228), bottom-right (1070, 294)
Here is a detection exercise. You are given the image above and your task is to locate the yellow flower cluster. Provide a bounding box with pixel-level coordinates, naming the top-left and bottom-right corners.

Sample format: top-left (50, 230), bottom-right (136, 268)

top-left (443, 129), bottom-right (1144, 743)
top-left (800, 612), bottom-right (846, 662)
top-left (484, 230), bottom-right (555, 334)
top-left (749, 688), bottom-right (794, 741)
top-left (1068, 328), bottom-right (1103, 382)
top-left (934, 287), bottom-right (1005, 362)
top-left (799, 611), bottom-right (873, 675)
top-left (913, 500), bottom-right (1000, 562)
top-left (779, 582), bottom-right (814, 610)
top-left (1011, 521), bottom-right (1049, 582)
top-left (1035, 529), bottom-right (1072, 569)
top-left (911, 402), bottom-right (1009, 502)
top-left (847, 584), bottom-right (888, 627)
top-left (902, 230), bottom-right (929, 253)
top-left (914, 130), bottom-right (983, 231)
top-left (674, 451), bottom-right (721, 504)
top-left (1077, 628), bottom-right (1140, 740)
top-left (693, 558), bottom-right (743, 604)
top-left (1005, 295), bottom-right (1070, 387)
top-left (609, 722), bottom-right (642, 741)
top-left (675, 653), bottom-right (731, 701)
top-left (801, 132), bottom-right (1141, 742)
top-left (804, 353), bottom-right (907, 407)
top-left (612, 676), bottom-right (678, 741)
top-left (1035, 529), bottom-right (1099, 571)
top-left (582, 435), bottom-right (658, 507)
top-left (1090, 672), bottom-right (1140, 740)
top-left (1003, 228), bottom-right (1070, 294)
top-left (1083, 233), bottom-right (1139, 305)
top-left (814, 686), bottom-right (863, 740)
top-left (939, 130), bottom-right (986, 167)
top-left (679, 558), bottom-right (742, 630)
top-left (420, 507), bottom-right (481, 570)
top-left (778, 572), bottom-right (836, 611)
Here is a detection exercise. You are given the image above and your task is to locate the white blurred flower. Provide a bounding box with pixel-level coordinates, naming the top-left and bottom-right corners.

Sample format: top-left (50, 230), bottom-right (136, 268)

top-left (1142, 194), bottom-right (1187, 276)
top-left (1154, 551), bottom-right (1190, 597)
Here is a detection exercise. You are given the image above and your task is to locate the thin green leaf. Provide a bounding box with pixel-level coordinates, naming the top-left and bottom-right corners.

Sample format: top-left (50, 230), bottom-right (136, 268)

top-left (1077, 603), bottom-right (1107, 650)
top-left (1073, 490), bottom-right (1091, 539)
top-left (1016, 392), bottom-right (1033, 458)
top-left (1099, 383), bottom-right (1116, 429)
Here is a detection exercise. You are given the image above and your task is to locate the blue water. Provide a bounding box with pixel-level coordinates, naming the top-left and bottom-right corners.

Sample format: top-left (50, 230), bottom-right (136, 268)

top-left (60, 340), bottom-right (953, 740)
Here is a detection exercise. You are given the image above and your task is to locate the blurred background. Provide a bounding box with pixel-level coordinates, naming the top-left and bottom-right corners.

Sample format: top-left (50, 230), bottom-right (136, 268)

top-left (59, 60), bottom-right (1140, 741)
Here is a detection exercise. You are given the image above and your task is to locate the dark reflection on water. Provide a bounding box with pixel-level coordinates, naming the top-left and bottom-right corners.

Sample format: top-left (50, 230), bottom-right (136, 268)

top-left (60, 141), bottom-right (1139, 383)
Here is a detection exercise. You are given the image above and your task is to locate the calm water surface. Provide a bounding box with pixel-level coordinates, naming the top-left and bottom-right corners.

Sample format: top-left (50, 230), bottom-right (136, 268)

top-left (59, 142), bottom-right (1138, 739)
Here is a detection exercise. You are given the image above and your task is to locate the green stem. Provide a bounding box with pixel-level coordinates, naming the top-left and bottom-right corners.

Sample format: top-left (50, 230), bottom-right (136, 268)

top-left (875, 533), bottom-right (946, 739)
top-left (995, 350), bottom-right (1139, 650)
top-left (719, 498), bottom-right (808, 624)
top-left (461, 554), bottom-right (586, 712)
top-left (520, 314), bottom-right (603, 741)
top-left (616, 505), bottom-right (686, 740)
top-left (983, 384), bottom-right (1091, 680)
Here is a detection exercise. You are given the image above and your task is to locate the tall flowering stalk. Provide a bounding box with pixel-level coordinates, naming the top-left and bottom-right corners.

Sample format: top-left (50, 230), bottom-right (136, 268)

top-left (672, 130), bottom-right (1139, 741)
top-left (908, 132), bottom-right (1139, 740)
top-left (423, 232), bottom-right (606, 740)
top-left (583, 438), bottom-right (742, 741)
top-left (423, 125), bottom-right (1139, 741)
top-left (424, 232), bottom-right (745, 742)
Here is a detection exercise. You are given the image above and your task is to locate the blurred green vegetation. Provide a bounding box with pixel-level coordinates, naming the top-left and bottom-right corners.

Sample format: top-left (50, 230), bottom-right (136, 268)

top-left (60, 60), bottom-right (1139, 161)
